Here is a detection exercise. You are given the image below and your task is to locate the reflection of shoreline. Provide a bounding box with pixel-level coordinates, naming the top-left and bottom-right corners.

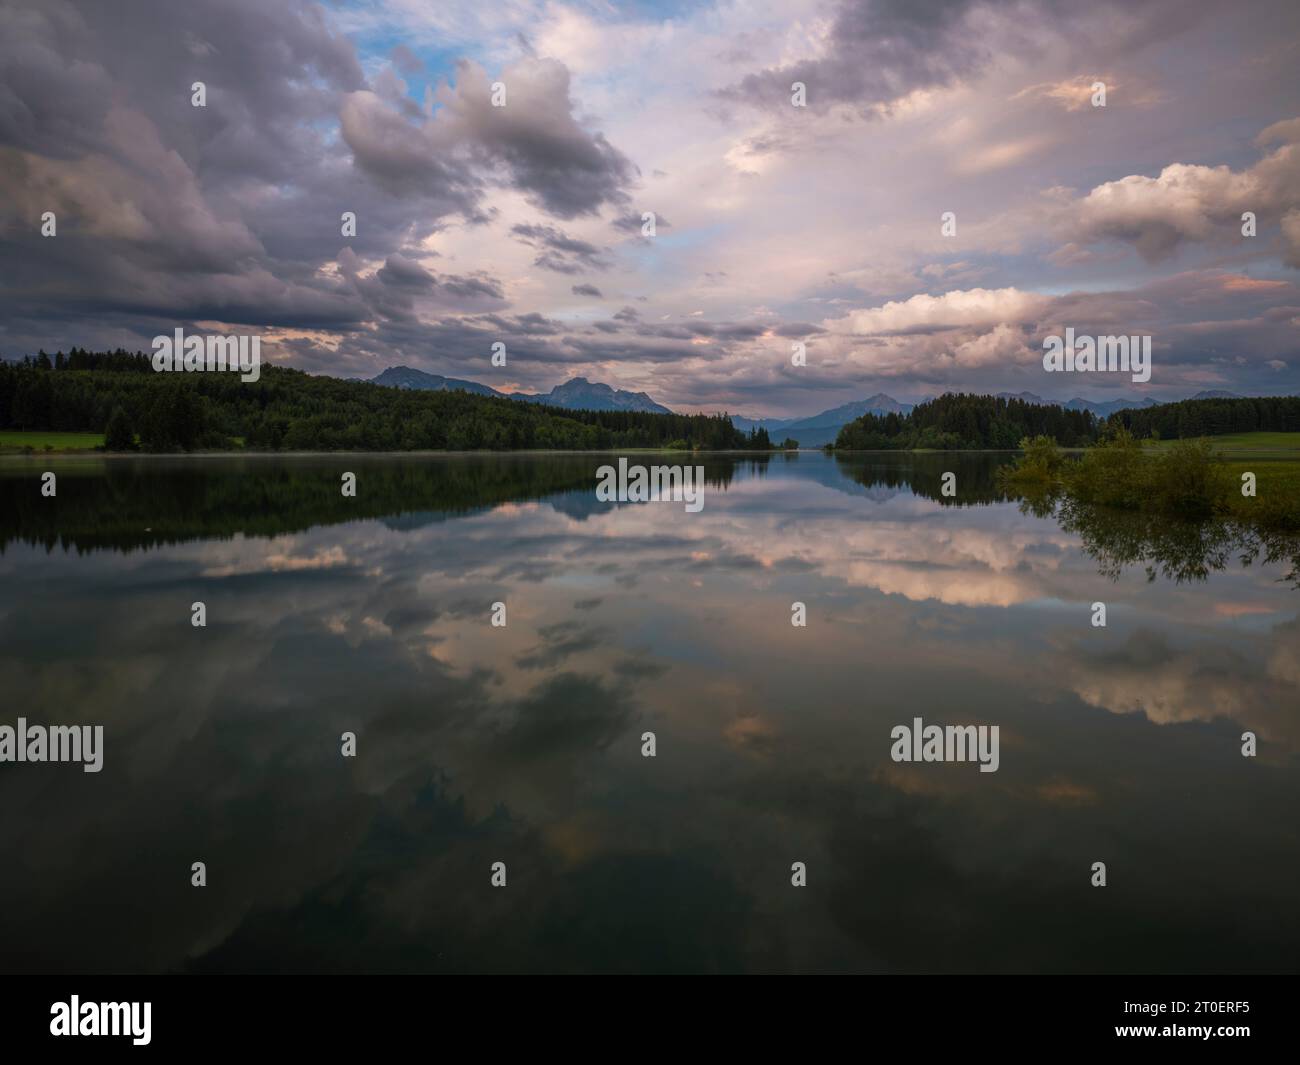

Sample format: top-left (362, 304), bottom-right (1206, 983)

top-left (1051, 496), bottom-right (1300, 588)
top-left (0, 455), bottom-right (767, 554)
top-left (834, 450), bottom-right (1020, 506)
top-left (0, 448), bottom-right (793, 460)
top-left (2, 451), bottom-right (1017, 556)
top-left (7, 453), bottom-right (1299, 592)
top-left (0, 457), bottom-right (595, 554)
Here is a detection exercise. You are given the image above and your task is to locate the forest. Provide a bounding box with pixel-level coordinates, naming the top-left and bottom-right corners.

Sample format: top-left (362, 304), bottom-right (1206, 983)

top-left (0, 350), bottom-right (771, 452)
top-left (834, 392), bottom-right (1300, 450)
top-left (834, 393), bottom-right (1099, 450)
top-left (1106, 395), bottom-right (1300, 438)
top-left (5, 350), bottom-right (1298, 454)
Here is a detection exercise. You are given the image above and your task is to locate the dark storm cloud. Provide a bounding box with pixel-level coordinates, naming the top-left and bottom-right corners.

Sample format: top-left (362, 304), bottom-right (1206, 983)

top-left (610, 210), bottom-right (672, 235)
top-left (563, 336), bottom-right (719, 365)
top-left (0, 0), bottom-right (362, 164)
top-left (510, 223), bottom-right (613, 274)
top-left (0, 1), bottom-right (635, 363)
top-left (721, 0), bottom-right (1001, 113)
top-left (483, 311), bottom-right (563, 336)
top-left (448, 57), bottom-right (636, 220)
top-left (354, 254), bottom-right (507, 319)
top-left (534, 252), bottom-right (586, 276)
top-left (635, 321), bottom-right (768, 341)
top-left (310, 306), bottom-right (590, 384)
top-left (377, 254), bottom-right (436, 290)
top-left (0, 0), bottom-right (418, 352)
top-left (773, 322), bottom-right (826, 338)
top-left (341, 57), bottom-right (636, 220)
top-left (571, 283), bottom-right (604, 298)
top-left (373, 252), bottom-right (506, 306)
top-left (317, 303), bottom-right (750, 388)
top-left (721, 0), bottom-right (1204, 115)
top-left (337, 248), bottom-right (423, 323)
top-left (336, 88), bottom-right (482, 203)
top-left (439, 272), bottom-right (506, 300)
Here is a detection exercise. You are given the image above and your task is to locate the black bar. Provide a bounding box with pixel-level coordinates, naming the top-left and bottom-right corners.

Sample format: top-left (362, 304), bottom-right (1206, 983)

top-left (3, 976), bottom-right (1289, 1053)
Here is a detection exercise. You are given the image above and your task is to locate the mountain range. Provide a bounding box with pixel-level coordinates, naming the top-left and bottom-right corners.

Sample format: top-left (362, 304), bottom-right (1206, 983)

top-left (369, 366), bottom-right (671, 414)
top-left (366, 367), bottom-right (1244, 446)
top-left (993, 390), bottom-right (1242, 418)
top-left (731, 395), bottom-right (915, 447)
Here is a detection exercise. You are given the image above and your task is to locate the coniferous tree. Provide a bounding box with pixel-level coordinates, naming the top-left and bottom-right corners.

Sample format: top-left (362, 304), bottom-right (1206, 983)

top-left (104, 405), bottom-right (135, 451)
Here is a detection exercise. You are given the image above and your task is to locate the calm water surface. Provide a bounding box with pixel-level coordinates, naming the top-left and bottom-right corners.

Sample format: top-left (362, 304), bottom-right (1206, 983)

top-left (1, 452), bottom-right (1297, 973)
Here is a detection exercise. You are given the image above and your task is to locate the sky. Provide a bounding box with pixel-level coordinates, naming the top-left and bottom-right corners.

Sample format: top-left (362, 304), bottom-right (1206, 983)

top-left (1, 0), bottom-right (1298, 417)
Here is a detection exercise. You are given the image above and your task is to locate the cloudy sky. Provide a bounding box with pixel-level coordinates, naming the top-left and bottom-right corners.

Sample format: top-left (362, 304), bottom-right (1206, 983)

top-left (2, 0), bottom-right (1298, 416)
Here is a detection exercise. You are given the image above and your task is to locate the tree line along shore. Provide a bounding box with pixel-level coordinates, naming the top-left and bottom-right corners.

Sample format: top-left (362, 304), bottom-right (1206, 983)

top-left (1, 350), bottom-right (1297, 460)
top-left (0, 351), bottom-right (788, 453)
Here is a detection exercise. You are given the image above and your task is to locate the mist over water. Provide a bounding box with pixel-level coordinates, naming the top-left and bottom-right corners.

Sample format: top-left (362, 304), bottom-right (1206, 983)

top-left (2, 452), bottom-right (1297, 973)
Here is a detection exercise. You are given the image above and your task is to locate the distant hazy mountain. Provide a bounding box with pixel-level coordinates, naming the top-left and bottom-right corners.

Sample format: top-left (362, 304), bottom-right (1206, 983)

top-left (370, 366), bottom-right (504, 397)
top-left (1061, 396), bottom-right (1155, 417)
top-left (836, 392), bottom-right (912, 416)
top-left (367, 369), bottom-right (1249, 436)
top-left (734, 393), bottom-right (914, 447)
top-left (369, 367), bottom-right (671, 414)
top-left (779, 389), bottom-right (1244, 446)
top-left (731, 415), bottom-right (792, 433)
top-left (520, 376), bottom-right (672, 414)
top-left (996, 391), bottom-right (1242, 418)
top-left (993, 390), bottom-right (1242, 415)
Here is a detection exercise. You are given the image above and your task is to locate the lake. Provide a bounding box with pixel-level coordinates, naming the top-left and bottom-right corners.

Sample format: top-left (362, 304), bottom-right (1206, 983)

top-left (1, 451), bottom-right (1297, 973)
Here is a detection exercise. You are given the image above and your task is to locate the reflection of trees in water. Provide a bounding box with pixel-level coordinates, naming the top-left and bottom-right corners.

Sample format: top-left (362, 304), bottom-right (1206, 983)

top-left (0, 454), bottom-right (767, 555)
top-left (833, 451), bottom-right (1018, 505)
top-left (1022, 490), bottom-right (1300, 587)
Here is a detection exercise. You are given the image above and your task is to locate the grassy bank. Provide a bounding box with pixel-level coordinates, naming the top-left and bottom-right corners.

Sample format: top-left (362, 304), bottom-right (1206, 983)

top-left (0, 430), bottom-right (105, 452)
top-left (999, 430), bottom-right (1300, 530)
top-left (1142, 431), bottom-right (1300, 453)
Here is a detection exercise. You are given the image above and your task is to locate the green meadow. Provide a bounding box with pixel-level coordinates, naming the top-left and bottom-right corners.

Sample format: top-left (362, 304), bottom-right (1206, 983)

top-left (1000, 431), bottom-right (1300, 531)
top-left (1222, 459), bottom-right (1300, 514)
top-left (0, 431), bottom-right (105, 452)
top-left (1143, 431), bottom-right (1300, 453)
